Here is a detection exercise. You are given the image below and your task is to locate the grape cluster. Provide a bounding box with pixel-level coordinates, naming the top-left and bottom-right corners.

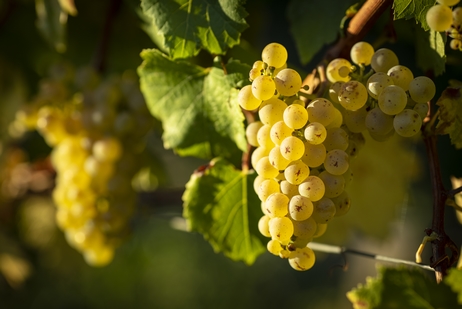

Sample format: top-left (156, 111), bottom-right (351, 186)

top-left (13, 65), bottom-right (153, 266)
top-left (425, 0), bottom-right (462, 51)
top-left (239, 41), bottom-right (436, 271)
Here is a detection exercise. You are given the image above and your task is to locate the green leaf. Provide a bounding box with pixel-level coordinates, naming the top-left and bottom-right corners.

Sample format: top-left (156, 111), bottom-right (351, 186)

top-left (392, 0), bottom-right (434, 31)
top-left (445, 268), bottom-right (462, 305)
top-left (436, 87), bottom-right (462, 149)
top-left (347, 266), bottom-right (460, 309)
top-left (415, 27), bottom-right (446, 76)
top-left (140, 0), bottom-right (248, 59)
top-left (35, 0), bottom-right (67, 53)
top-left (182, 158), bottom-right (265, 265)
top-left (138, 49), bottom-right (248, 161)
top-left (287, 0), bottom-right (356, 65)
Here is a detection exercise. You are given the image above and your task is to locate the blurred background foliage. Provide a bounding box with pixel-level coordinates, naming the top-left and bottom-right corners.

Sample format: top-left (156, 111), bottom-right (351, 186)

top-left (1, 0), bottom-right (462, 308)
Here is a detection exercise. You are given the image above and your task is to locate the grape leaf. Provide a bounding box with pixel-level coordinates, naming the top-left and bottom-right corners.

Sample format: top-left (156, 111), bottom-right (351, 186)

top-left (138, 49), bottom-right (248, 161)
top-left (35, 0), bottom-right (67, 53)
top-left (415, 28), bottom-right (446, 76)
top-left (392, 0), bottom-right (434, 31)
top-left (287, 0), bottom-right (356, 65)
top-left (182, 158), bottom-right (265, 265)
top-left (140, 0), bottom-right (248, 59)
top-left (436, 87), bottom-right (462, 149)
top-left (347, 266), bottom-right (460, 309)
top-left (445, 268), bottom-right (462, 305)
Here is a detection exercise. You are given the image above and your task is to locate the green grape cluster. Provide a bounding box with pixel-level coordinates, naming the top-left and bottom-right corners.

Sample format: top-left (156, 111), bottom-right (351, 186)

top-left (240, 41), bottom-right (437, 271)
top-left (13, 65), bottom-right (153, 266)
top-left (240, 43), bottom-right (356, 271)
top-left (329, 43), bottom-right (435, 139)
top-left (425, 0), bottom-right (462, 51)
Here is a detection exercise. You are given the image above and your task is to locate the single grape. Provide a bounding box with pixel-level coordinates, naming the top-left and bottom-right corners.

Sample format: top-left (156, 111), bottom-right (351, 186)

top-left (246, 121), bottom-right (264, 147)
top-left (319, 171), bottom-right (345, 198)
top-left (312, 223), bottom-right (327, 238)
top-left (301, 142), bottom-right (326, 168)
top-left (256, 124), bottom-right (275, 149)
top-left (304, 122), bottom-right (327, 145)
top-left (292, 217), bottom-right (317, 239)
top-left (289, 195), bottom-right (314, 221)
top-left (249, 68), bottom-right (262, 81)
top-left (285, 160), bottom-right (310, 185)
top-left (288, 247), bottom-right (316, 271)
top-left (274, 68), bottom-right (302, 96)
top-left (267, 239), bottom-right (283, 256)
top-left (306, 98), bottom-right (337, 126)
top-left (387, 65), bottom-right (414, 91)
top-left (350, 41), bottom-right (375, 65)
top-left (237, 85), bottom-right (260, 110)
top-left (269, 216), bottom-right (294, 243)
top-left (251, 146), bottom-right (270, 169)
top-left (259, 97), bottom-right (287, 125)
top-left (252, 75), bottom-right (276, 101)
top-left (326, 108), bottom-right (343, 129)
top-left (378, 85), bottom-right (408, 115)
top-left (269, 145), bottom-right (291, 170)
top-left (270, 121), bottom-right (294, 145)
top-left (252, 60), bottom-right (265, 71)
top-left (393, 109), bottom-right (422, 137)
top-left (258, 178), bottom-right (280, 202)
top-left (280, 136), bottom-right (305, 161)
top-left (258, 215), bottom-right (272, 237)
top-left (343, 106), bottom-right (368, 133)
top-left (283, 104), bottom-right (308, 129)
top-left (450, 38), bottom-right (462, 50)
top-left (298, 176), bottom-right (325, 202)
top-left (426, 4), bottom-right (453, 32)
top-left (312, 197), bottom-right (336, 223)
top-left (338, 81), bottom-right (368, 111)
top-left (413, 103), bottom-right (429, 119)
top-left (280, 180), bottom-right (299, 198)
top-left (265, 192), bottom-right (290, 218)
top-left (408, 76), bottom-right (436, 104)
top-left (261, 43), bottom-right (288, 69)
top-left (365, 107), bottom-right (394, 135)
top-left (371, 48), bottom-right (399, 73)
top-left (324, 149), bottom-right (349, 176)
top-left (366, 72), bottom-right (394, 99)
top-left (255, 156), bottom-right (279, 178)
top-left (326, 58), bottom-right (352, 83)
top-left (454, 7), bottom-right (462, 25)
top-left (323, 127), bottom-right (349, 151)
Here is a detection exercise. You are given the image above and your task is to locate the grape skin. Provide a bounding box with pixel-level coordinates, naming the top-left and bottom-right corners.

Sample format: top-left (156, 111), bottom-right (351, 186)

top-left (371, 48), bottom-right (399, 73)
top-left (426, 4), bottom-right (453, 32)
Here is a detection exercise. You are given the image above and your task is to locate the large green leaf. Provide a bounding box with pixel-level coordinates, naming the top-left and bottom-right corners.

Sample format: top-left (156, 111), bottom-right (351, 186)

top-left (182, 158), bottom-right (265, 265)
top-left (436, 86), bottom-right (462, 149)
top-left (347, 267), bottom-right (459, 309)
top-left (35, 0), bottom-right (67, 53)
top-left (140, 0), bottom-right (248, 59)
top-left (287, 0), bottom-right (356, 65)
top-left (138, 49), bottom-right (248, 160)
top-left (393, 0), bottom-right (434, 31)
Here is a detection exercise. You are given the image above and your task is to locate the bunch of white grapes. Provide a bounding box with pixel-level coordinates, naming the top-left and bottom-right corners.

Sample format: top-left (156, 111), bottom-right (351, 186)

top-left (14, 66), bottom-right (153, 267)
top-left (239, 43), bottom-right (356, 271)
top-left (328, 42), bottom-right (435, 140)
top-left (426, 0), bottom-right (462, 51)
top-left (238, 40), bottom-right (436, 271)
